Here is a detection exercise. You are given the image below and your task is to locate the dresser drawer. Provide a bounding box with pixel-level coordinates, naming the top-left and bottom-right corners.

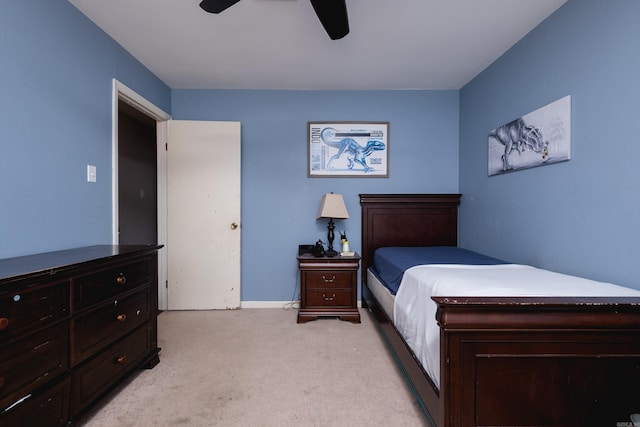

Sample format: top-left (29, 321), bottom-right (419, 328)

top-left (0, 322), bottom-right (69, 411)
top-left (71, 325), bottom-right (150, 415)
top-left (73, 258), bottom-right (152, 310)
top-left (305, 289), bottom-right (352, 307)
top-left (0, 376), bottom-right (70, 427)
top-left (71, 289), bottom-right (150, 366)
top-left (0, 281), bottom-right (69, 339)
top-left (304, 271), bottom-right (353, 289)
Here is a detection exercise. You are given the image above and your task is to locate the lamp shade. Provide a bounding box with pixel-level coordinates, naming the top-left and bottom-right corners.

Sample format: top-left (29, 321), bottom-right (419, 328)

top-left (317, 193), bottom-right (349, 219)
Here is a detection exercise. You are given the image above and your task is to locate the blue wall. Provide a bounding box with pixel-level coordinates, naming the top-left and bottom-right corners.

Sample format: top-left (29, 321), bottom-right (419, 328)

top-left (172, 90), bottom-right (459, 300)
top-left (459, 0), bottom-right (640, 289)
top-left (0, 0), bottom-right (170, 258)
top-left (4, 0), bottom-right (638, 300)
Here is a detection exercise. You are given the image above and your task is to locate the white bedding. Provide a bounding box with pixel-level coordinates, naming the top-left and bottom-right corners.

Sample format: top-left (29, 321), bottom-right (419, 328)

top-left (393, 264), bottom-right (640, 390)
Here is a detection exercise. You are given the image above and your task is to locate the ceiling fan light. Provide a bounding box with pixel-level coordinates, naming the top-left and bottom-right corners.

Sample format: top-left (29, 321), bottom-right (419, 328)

top-left (200, 0), bottom-right (242, 14)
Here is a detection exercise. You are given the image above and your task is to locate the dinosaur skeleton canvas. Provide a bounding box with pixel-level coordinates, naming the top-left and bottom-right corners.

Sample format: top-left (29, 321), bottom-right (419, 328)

top-left (488, 95), bottom-right (571, 176)
top-left (308, 122), bottom-right (389, 177)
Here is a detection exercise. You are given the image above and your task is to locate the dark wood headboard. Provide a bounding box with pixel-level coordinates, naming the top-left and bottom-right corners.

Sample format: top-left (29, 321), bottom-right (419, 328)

top-left (359, 194), bottom-right (461, 287)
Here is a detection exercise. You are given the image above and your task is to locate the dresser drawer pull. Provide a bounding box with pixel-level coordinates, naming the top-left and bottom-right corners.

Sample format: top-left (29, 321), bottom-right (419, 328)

top-left (323, 293), bottom-right (336, 301)
top-left (33, 340), bottom-right (51, 351)
top-left (39, 314), bottom-right (54, 322)
top-left (322, 275), bottom-right (336, 283)
top-left (114, 356), bottom-right (127, 365)
top-left (116, 314), bottom-right (127, 322)
top-left (0, 317), bottom-right (9, 331)
top-left (116, 274), bottom-right (127, 285)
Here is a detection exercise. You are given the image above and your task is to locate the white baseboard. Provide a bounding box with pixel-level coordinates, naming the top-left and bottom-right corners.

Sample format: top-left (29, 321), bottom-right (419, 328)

top-left (240, 301), bottom-right (296, 309)
top-left (240, 301), bottom-right (362, 308)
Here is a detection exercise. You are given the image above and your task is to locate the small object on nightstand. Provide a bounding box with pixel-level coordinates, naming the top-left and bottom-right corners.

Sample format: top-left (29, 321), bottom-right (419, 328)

top-left (312, 239), bottom-right (325, 257)
top-left (298, 244), bottom-right (315, 256)
top-left (340, 239), bottom-right (355, 256)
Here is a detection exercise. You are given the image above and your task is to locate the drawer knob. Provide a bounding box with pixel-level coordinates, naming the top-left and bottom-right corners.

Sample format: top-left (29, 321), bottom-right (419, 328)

top-left (323, 293), bottom-right (336, 301)
top-left (116, 314), bottom-right (127, 322)
top-left (116, 274), bottom-right (127, 285)
top-left (322, 275), bottom-right (336, 283)
top-left (114, 356), bottom-right (127, 365)
top-left (0, 318), bottom-right (9, 331)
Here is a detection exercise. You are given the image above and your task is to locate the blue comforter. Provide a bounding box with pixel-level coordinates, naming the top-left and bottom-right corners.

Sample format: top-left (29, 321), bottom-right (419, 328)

top-left (372, 246), bottom-right (508, 295)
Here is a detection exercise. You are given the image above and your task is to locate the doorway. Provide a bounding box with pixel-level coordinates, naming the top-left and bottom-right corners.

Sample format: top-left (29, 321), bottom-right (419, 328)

top-left (113, 79), bottom-right (171, 310)
top-left (117, 100), bottom-right (157, 245)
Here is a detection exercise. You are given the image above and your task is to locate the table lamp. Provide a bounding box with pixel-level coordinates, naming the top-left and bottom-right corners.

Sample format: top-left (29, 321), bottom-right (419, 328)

top-left (317, 193), bottom-right (349, 257)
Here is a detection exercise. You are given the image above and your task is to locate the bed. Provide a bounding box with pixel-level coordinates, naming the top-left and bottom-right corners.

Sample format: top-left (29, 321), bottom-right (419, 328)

top-left (360, 194), bottom-right (640, 427)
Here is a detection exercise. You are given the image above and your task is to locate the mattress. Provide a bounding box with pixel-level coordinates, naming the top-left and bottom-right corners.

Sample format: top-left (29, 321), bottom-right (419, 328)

top-left (373, 246), bottom-right (507, 294)
top-left (393, 263), bottom-right (640, 390)
top-left (367, 268), bottom-right (395, 318)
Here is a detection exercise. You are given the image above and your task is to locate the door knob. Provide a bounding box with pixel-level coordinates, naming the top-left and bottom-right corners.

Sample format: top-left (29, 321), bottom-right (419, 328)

top-left (230, 222), bottom-right (238, 230)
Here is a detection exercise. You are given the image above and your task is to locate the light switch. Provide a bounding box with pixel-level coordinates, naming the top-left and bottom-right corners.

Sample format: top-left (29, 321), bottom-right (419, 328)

top-left (87, 165), bottom-right (97, 182)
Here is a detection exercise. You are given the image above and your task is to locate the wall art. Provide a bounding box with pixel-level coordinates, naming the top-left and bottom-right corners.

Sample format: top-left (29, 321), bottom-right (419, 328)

top-left (308, 122), bottom-right (389, 177)
top-left (488, 95), bottom-right (571, 176)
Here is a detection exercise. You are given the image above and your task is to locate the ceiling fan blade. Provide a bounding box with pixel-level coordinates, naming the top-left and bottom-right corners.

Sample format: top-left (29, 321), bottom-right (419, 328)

top-left (309, 0), bottom-right (349, 40)
top-left (200, 0), bottom-right (242, 14)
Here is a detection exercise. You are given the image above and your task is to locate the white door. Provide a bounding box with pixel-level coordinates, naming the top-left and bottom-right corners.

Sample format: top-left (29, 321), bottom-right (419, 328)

top-left (167, 120), bottom-right (241, 310)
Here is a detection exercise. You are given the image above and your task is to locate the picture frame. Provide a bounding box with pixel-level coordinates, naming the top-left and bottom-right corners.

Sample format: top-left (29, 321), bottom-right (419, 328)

top-left (308, 121), bottom-right (389, 177)
top-left (488, 95), bottom-right (571, 176)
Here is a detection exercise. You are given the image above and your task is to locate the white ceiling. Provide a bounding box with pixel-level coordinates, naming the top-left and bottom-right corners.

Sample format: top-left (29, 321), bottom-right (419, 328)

top-left (68, 0), bottom-right (567, 90)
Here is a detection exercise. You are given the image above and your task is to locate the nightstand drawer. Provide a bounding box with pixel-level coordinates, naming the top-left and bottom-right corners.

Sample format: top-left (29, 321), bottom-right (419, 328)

top-left (304, 271), bottom-right (352, 289)
top-left (306, 289), bottom-right (352, 307)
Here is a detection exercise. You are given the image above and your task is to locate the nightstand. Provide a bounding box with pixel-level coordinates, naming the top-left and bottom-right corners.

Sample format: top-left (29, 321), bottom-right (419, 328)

top-left (297, 252), bottom-right (361, 323)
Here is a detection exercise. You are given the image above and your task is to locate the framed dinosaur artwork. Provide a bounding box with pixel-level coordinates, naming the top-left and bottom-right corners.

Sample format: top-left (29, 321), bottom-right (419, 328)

top-left (488, 95), bottom-right (571, 176)
top-left (308, 121), bottom-right (389, 177)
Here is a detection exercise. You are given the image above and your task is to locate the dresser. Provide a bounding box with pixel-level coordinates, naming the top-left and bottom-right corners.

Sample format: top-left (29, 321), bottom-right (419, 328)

top-left (0, 245), bottom-right (161, 426)
top-left (297, 253), bottom-right (360, 323)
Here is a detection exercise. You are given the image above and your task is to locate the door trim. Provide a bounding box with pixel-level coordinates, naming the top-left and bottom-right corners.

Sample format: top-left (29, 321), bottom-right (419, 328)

top-left (112, 79), bottom-right (172, 309)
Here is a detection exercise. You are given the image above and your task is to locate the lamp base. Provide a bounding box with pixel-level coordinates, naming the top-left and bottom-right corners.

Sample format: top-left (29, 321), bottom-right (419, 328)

top-left (325, 218), bottom-right (338, 257)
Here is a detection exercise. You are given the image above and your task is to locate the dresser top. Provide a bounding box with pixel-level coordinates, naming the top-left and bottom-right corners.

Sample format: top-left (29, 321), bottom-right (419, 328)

top-left (0, 245), bottom-right (162, 284)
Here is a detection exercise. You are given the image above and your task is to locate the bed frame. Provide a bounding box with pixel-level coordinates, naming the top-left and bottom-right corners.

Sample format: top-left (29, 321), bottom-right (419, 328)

top-left (360, 194), bottom-right (640, 427)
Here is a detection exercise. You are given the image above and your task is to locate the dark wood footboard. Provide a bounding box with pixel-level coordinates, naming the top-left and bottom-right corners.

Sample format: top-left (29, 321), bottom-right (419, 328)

top-left (435, 296), bottom-right (640, 427)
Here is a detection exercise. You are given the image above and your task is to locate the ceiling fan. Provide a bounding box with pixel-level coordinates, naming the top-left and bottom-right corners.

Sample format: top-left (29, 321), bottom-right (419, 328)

top-left (199, 0), bottom-right (349, 40)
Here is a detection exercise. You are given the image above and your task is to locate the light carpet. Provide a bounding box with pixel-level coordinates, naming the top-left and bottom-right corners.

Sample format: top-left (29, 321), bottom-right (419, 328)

top-left (78, 308), bottom-right (428, 426)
